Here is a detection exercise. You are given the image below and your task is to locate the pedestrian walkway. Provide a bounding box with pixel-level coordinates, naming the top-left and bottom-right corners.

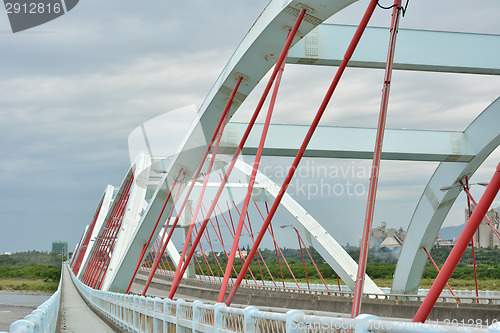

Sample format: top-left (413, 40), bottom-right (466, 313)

top-left (59, 266), bottom-right (119, 332)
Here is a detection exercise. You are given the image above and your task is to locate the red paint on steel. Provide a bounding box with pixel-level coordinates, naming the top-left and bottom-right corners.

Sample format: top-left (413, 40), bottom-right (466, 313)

top-left (218, 48), bottom-right (288, 301)
top-left (413, 162), bottom-right (500, 323)
top-left (72, 200), bottom-right (103, 275)
top-left (422, 247), bottom-right (457, 300)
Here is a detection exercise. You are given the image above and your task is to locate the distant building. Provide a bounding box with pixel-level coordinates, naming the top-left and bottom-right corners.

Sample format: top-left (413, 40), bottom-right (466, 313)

top-left (435, 234), bottom-right (457, 247)
top-left (364, 222), bottom-right (406, 250)
top-left (52, 241), bottom-right (68, 255)
top-left (467, 206), bottom-right (500, 249)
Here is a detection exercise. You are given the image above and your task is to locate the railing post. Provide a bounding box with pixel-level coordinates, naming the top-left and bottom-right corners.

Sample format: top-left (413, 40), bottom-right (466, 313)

top-left (175, 299), bottom-right (185, 333)
top-left (153, 297), bottom-right (162, 333)
top-left (244, 306), bottom-right (259, 333)
top-left (214, 303), bottom-right (226, 331)
top-left (192, 300), bottom-right (203, 332)
top-left (355, 314), bottom-right (379, 333)
top-left (286, 310), bottom-right (304, 333)
top-left (133, 296), bottom-right (139, 330)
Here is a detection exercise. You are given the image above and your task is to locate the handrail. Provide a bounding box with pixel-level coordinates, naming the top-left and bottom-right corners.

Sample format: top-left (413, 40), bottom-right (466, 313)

top-left (6, 270), bottom-right (62, 333)
top-left (70, 264), bottom-right (497, 332)
top-left (141, 267), bottom-right (500, 305)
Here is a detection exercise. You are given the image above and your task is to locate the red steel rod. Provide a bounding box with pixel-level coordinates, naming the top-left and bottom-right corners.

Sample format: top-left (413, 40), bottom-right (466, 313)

top-left (215, 203), bottom-right (250, 286)
top-left (174, 105), bottom-right (231, 282)
top-left (464, 179), bottom-right (479, 303)
top-left (268, 223), bottom-right (302, 289)
top-left (141, 76), bottom-right (243, 295)
top-left (94, 179), bottom-right (134, 289)
top-left (296, 232), bottom-right (330, 293)
top-left (225, 1), bottom-right (379, 306)
top-left (84, 175), bottom-right (134, 287)
top-left (422, 247), bottom-right (457, 300)
top-left (167, 10), bottom-right (307, 300)
top-left (352, 0), bottom-right (401, 318)
top-left (244, 210), bottom-right (265, 286)
top-left (233, 203), bottom-right (268, 286)
top-left (84, 176), bottom-right (133, 285)
top-left (218, 47), bottom-right (288, 301)
top-left (72, 200), bottom-right (103, 275)
top-left (296, 229), bottom-right (310, 289)
top-left (270, 222), bottom-right (286, 288)
top-left (413, 162), bottom-right (500, 323)
top-left (203, 204), bottom-right (240, 282)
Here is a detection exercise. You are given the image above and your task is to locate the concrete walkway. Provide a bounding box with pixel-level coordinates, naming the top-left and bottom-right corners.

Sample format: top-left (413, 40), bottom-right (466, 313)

top-left (58, 266), bottom-right (119, 332)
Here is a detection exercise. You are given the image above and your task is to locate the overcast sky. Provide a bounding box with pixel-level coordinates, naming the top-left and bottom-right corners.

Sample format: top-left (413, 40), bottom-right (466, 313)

top-left (1, 1), bottom-right (499, 253)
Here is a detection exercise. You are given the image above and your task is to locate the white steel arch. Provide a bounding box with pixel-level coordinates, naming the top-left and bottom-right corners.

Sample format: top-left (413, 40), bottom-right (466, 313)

top-left (392, 97), bottom-right (500, 294)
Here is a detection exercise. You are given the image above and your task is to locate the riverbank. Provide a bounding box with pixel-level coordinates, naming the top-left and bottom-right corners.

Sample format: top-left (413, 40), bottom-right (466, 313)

top-left (0, 290), bottom-right (51, 331)
top-left (0, 279), bottom-right (59, 293)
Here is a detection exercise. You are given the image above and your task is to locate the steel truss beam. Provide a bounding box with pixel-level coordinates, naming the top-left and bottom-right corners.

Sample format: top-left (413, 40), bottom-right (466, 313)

top-left (288, 24), bottom-right (500, 75)
top-left (221, 123), bottom-right (475, 162)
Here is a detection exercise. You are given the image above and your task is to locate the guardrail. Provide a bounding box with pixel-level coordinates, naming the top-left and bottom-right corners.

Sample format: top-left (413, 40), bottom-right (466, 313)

top-left (6, 277), bottom-right (62, 333)
top-left (143, 268), bottom-right (500, 305)
top-left (73, 266), bottom-right (499, 332)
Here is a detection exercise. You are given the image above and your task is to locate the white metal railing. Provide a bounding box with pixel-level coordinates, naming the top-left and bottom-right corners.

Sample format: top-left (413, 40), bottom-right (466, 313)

top-left (72, 266), bottom-right (499, 333)
top-left (6, 278), bottom-right (62, 333)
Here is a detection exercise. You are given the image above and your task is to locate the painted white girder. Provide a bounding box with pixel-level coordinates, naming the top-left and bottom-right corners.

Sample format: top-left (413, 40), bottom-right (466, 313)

top-left (105, 0), bottom-right (358, 293)
top-left (70, 225), bottom-right (87, 267)
top-left (288, 24), bottom-right (500, 75)
top-left (392, 97), bottom-right (500, 294)
top-left (77, 185), bottom-right (114, 279)
top-left (221, 122), bottom-right (475, 162)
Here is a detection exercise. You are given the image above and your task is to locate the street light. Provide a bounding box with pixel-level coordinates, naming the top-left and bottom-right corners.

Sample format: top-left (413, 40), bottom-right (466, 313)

top-left (440, 182), bottom-right (489, 191)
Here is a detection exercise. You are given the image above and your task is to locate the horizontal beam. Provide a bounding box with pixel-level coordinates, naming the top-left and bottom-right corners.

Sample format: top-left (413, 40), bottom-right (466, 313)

top-left (221, 122), bottom-right (475, 162)
top-left (288, 24), bottom-right (500, 75)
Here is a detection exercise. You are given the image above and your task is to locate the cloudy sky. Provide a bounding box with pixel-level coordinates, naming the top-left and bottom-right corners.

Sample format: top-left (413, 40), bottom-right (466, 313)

top-left (1, 0), bottom-right (499, 253)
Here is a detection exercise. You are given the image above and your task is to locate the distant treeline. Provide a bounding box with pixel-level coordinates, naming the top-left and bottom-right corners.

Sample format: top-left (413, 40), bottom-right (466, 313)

top-left (0, 251), bottom-right (62, 282)
top-left (169, 246), bottom-right (500, 281)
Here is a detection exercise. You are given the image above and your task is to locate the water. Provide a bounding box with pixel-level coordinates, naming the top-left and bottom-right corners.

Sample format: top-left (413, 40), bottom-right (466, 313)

top-left (0, 293), bottom-right (51, 331)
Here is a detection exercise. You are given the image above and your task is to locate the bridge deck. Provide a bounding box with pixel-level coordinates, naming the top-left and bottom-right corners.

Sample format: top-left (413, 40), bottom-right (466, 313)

top-left (59, 266), bottom-right (119, 332)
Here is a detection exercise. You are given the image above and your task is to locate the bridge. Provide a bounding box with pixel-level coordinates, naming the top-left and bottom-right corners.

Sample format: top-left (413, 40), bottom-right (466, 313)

top-left (6, 0), bottom-right (500, 332)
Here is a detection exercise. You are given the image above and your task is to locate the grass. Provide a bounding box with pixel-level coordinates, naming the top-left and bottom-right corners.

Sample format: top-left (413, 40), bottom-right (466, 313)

top-left (282, 278), bottom-right (500, 291)
top-left (0, 279), bottom-right (59, 293)
top-left (373, 278), bottom-right (500, 291)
